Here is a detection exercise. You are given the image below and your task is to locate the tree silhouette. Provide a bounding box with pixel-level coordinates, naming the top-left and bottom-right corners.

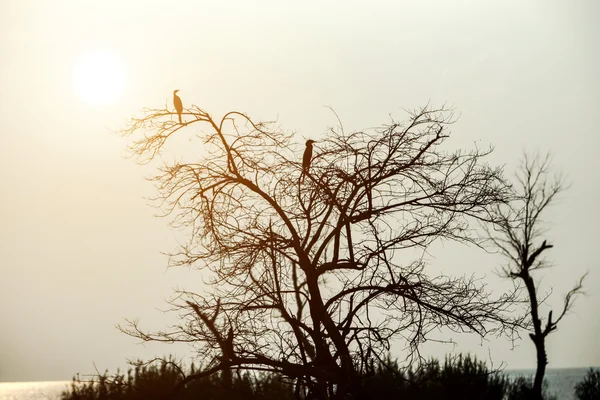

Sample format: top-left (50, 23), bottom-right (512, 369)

top-left (119, 100), bottom-right (522, 399)
top-left (485, 154), bottom-right (586, 400)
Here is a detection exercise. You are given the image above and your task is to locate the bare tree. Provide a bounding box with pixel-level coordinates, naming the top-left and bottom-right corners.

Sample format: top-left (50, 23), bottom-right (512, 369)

top-left (485, 154), bottom-right (586, 400)
top-left (119, 100), bottom-right (522, 399)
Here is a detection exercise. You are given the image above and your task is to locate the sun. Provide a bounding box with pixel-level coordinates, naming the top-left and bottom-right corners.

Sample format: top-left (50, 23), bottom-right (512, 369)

top-left (73, 51), bottom-right (125, 106)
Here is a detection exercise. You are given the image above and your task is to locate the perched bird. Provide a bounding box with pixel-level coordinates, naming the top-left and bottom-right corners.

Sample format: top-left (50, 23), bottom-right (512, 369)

top-left (302, 140), bottom-right (316, 182)
top-left (173, 89), bottom-right (183, 124)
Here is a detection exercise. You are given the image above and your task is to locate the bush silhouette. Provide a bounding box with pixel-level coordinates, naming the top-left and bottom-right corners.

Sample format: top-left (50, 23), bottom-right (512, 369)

top-left (60, 353), bottom-right (559, 400)
top-left (574, 368), bottom-right (600, 400)
top-left (503, 375), bottom-right (557, 400)
top-left (61, 355), bottom-right (297, 400)
top-left (355, 354), bottom-right (509, 400)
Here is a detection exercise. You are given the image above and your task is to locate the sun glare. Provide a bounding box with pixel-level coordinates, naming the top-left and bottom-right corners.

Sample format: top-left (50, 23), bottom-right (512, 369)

top-left (73, 51), bottom-right (125, 106)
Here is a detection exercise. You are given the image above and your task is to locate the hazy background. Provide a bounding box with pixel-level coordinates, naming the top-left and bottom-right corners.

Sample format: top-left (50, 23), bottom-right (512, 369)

top-left (1, 0), bottom-right (598, 382)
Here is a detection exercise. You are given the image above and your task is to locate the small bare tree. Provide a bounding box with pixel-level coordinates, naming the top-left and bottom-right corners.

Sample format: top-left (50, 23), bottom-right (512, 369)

top-left (485, 154), bottom-right (586, 400)
top-left (119, 99), bottom-right (522, 399)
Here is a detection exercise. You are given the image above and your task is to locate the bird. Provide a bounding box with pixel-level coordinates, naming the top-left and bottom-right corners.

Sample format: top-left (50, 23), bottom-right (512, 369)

top-left (301, 140), bottom-right (316, 182)
top-left (173, 89), bottom-right (183, 124)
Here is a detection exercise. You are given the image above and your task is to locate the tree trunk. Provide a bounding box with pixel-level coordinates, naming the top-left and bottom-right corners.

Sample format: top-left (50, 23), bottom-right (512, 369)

top-left (531, 335), bottom-right (547, 400)
top-left (524, 273), bottom-right (547, 400)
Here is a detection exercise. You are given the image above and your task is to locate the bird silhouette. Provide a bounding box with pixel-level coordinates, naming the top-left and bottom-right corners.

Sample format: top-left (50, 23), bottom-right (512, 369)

top-left (302, 140), bottom-right (316, 182)
top-left (173, 89), bottom-right (183, 124)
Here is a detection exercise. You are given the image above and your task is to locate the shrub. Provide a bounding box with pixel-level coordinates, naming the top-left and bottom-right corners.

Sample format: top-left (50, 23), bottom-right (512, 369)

top-left (574, 368), bottom-right (600, 400)
top-left (504, 375), bottom-right (556, 400)
top-left (61, 356), bottom-right (295, 400)
top-left (62, 353), bottom-right (549, 400)
top-left (356, 354), bottom-right (509, 400)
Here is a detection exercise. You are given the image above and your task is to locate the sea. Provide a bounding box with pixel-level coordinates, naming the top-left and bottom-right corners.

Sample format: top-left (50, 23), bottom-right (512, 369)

top-left (0, 368), bottom-right (594, 399)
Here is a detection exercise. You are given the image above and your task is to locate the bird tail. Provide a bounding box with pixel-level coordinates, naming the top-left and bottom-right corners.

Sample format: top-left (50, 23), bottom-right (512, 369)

top-left (301, 168), bottom-right (307, 183)
top-left (178, 113), bottom-right (182, 124)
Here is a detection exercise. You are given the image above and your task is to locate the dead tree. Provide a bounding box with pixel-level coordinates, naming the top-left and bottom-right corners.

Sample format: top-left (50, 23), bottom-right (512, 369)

top-left (118, 100), bottom-right (522, 399)
top-left (485, 154), bottom-right (586, 400)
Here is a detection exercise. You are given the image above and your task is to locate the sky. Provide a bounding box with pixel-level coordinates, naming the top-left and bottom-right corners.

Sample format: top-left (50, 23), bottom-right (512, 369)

top-left (0, 0), bottom-right (598, 382)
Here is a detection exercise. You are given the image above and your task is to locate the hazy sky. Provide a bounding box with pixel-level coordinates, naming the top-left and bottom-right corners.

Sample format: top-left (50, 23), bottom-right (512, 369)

top-left (1, 0), bottom-right (598, 382)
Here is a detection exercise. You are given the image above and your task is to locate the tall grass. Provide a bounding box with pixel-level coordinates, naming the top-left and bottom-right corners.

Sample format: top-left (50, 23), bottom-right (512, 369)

top-left (61, 353), bottom-right (557, 399)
